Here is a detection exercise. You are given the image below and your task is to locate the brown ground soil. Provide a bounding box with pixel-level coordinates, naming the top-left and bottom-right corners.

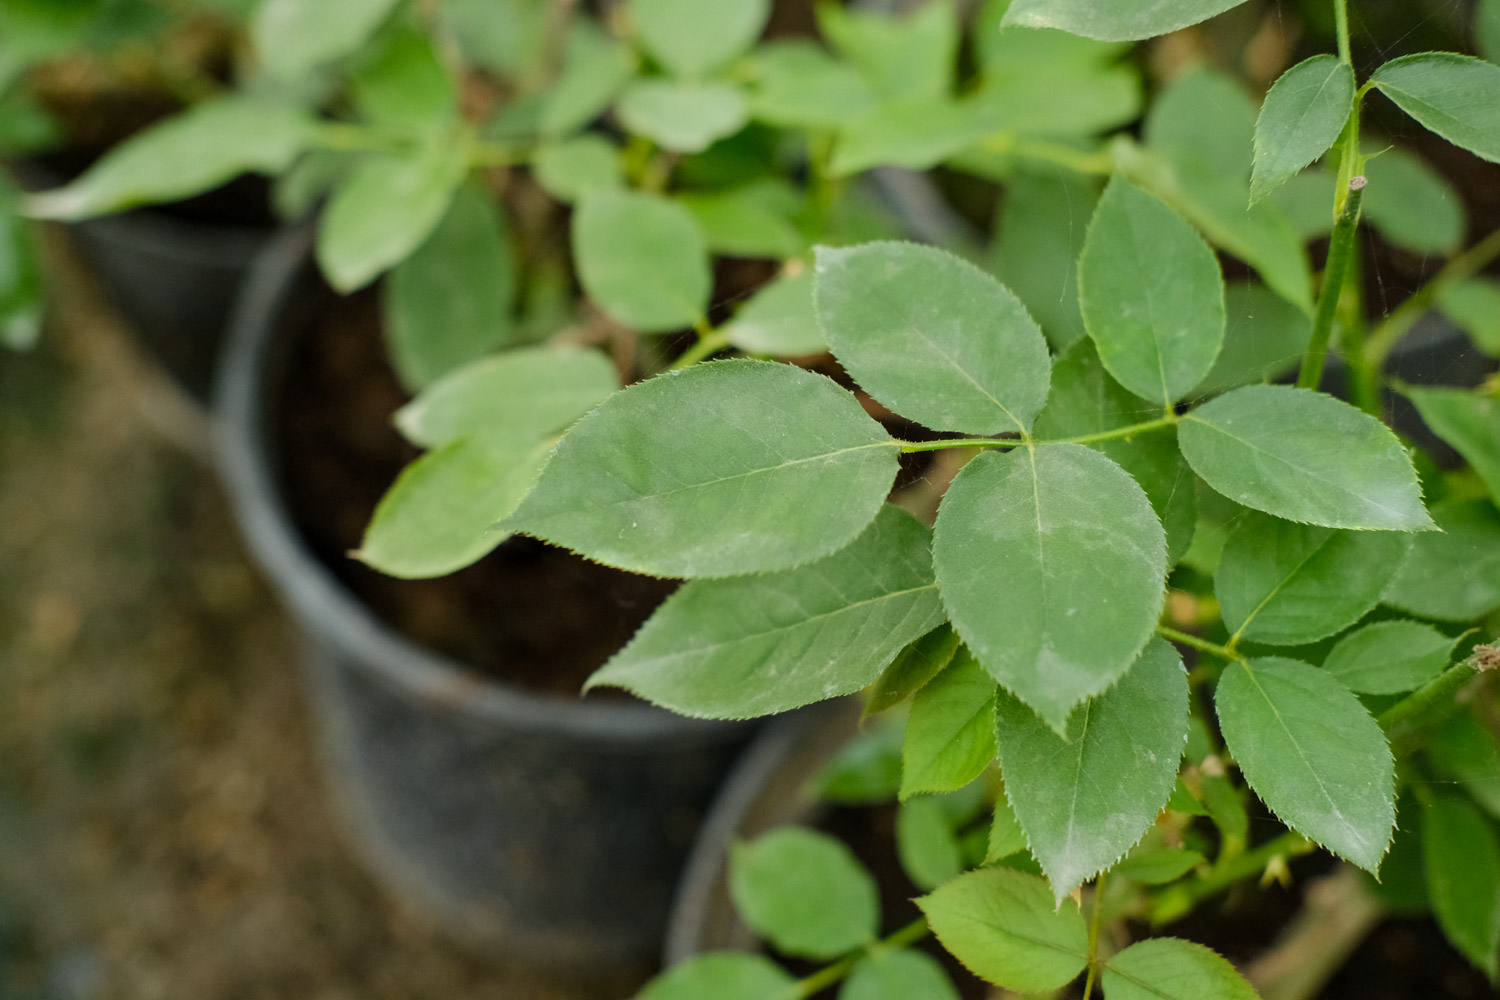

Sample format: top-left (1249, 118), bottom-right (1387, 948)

top-left (0, 232), bottom-right (598, 1000)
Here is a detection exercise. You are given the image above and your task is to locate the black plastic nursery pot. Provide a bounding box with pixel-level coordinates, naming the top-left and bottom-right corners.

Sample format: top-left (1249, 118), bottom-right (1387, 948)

top-left (9, 159), bottom-right (276, 405)
top-left (213, 225), bottom-right (754, 984)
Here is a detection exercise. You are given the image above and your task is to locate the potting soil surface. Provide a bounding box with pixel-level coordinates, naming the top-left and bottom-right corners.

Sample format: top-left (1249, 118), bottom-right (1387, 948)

top-left (0, 235), bottom-right (604, 1000)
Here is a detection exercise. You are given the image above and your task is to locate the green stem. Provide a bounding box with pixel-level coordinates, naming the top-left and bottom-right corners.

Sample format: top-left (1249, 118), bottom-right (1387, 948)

top-left (670, 329), bottom-right (731, 370)
top-left (1297, 177), bottom-right (1366, 390)
top-left (898, 437), bottom-right (1023, 453)
top-left (1011, 136), bottom-right (1114, 176)
top-left (1082, 874), bottom-right (1108, 1000)
top-left (1334, 0), bottom-right (1352, 65)
top-left (794, 918), bottom-right (930, 997)
top-left (1149, 831), bottom-right (1315, 924)
top-left (896, 414), bottom-right (1177, 455)
top-left (1158, 626), bottom-right (1244, 663)
top-left (1056, 414), bottom-right (1179, 446)
top-left (1363, 225), bottom-right (1500, 369)
top-left (1378, 663), bottom-right (1478, 747)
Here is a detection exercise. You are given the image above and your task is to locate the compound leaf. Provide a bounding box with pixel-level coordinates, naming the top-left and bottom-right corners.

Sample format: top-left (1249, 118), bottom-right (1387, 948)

top-left (917, 867), bottom-right (1087, 992)
top-left (996, 638), bottom-right (1188, 900)
top-left (1251, 55), bottom-right (1356, 202)
top-left (1215, 511), bottom-right (1412, 645)
top-left (1078, 177), bottom-right (1225, 405)
top-left (730, 827), bottom-right (879, 960)
top-left (1179, 385), bottom-right (1433, 531)
top-left (1215, 657), bottom-right (1395, 873)
top-left (589, 505), bottom-right (944, 718)
top-left (815, 242), bottom-right (1050, 435)
top-left (933, 443), bottom-right (1166, 732)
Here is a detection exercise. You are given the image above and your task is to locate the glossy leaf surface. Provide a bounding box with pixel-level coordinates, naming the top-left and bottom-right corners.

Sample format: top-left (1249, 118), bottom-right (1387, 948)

top-left (616, 80), bottom-right (749, 153)
top-left (1251, 55), bottom-right (1355, 202)
top-left (1383, 499), bottom-right (1500, 621)
top-left (589, 505), bottom-right (943, 717)
top-left (1077, 177), bottom-right (1225, 405)
top-left (1216, 657), bottom-right (1395, 872)
top-left (841, 949), bottom-right (959, 1000)
top-left (358, 436), bottom-right (550, 579)
top-left (638, 952), bottom-right (796, 1000)
top-left (1179, 385), bottom-right (1432, 531)
top-left (1423, 797), bottom-right (1500, 978)
top-left (1322, 620), bottom-right (1455, 695)
top-left (1215, 511), bottom-right (1411, 645)
top-left (1370, 53), bottom-right (1500, 163)
top-left (394, 347), bottom-right (617, 449)
top-left (730, 827), bottom-right (879, 960)
top-left (28, 98), bottom-right (314, 219)
top-left (1406, 388), bottom-right (1500, 502)
top-left (505, 360), bottom-right (899, 577)
top-left (934, 444), bottom-right (1166, 731)
top-left (815, 242), bottom-right (1050, 435)
top-left (1102, 938), bottom-right (1260, 1000)
top-left (901, 648), bottom-right (998, 799)
top-left (917, 867), bottom-right (1087, 992)
top-left (384, 183), bottom-right (516, 391)
top-left (628, 0), bottom-right (770, 77)
top-left (996, 638), bottom-right (1187, 899)
top-left (572, 191), bottom-right (711, 332)
top-left (316, 144), bottom-right (468, 292)
top-left (1001, 0), bottom-right (1250, 41)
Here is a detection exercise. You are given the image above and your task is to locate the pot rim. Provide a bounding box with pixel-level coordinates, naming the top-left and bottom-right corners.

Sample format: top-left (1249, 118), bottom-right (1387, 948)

top-left (212, 222), bottom-right (745, 745)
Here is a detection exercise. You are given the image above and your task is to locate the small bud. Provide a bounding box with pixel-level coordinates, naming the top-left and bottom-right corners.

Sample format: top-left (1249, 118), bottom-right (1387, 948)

top-left (1468, 642), bottom-right (1500, 672)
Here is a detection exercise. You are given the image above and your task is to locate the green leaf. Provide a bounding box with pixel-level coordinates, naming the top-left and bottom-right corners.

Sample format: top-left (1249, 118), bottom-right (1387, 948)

top-left (840, 949), bottom-right (959, 1000)
top-left (1215, 657), bottom-right (1395, 872)
top-left (1423, 797), bottom-right (1500, 978)
top-left (1361, 146), bottom-right (1464, 256)
top-left (986, 786), bottom-right (1029, 862)
top-left (27, 98), bottom-right (314, 219)
top-left (1406, 388), bottom-right (1500, 502)
top-left (1481, 0), bottom-right (1500, 63)
top-left (677, 184), bottom-right (804, 260)
top-left (1322, 620), bottom-right (1456, 695)
top-left (721, 270), bottom-right (825, 356)
top-left (639, 952), bottom-right (796, 1000)
top-left (627, 0), bottom-right (769, 78)
top-left (316, 144), bottom-right (468, 292)
top-left (1370, 53), bottom-right (1500, 163)
top-left (748, 41), bottom-right (878, 128)
top-left (916, 867), bottom-right (1087, 992)
top-left (866, 625), bottom-right (960, 717)
top-left (1145, 64), bottom-right (1258, 181)
top-left (992, 171), bottom-right (1099, 351)
top-left (539, 22), bottom-right (633, 136)
top-left (1214, 511), bottom-right (1412, 646)
top-left (1427, 710), bottom-right (1500, 821)
top-left (349, 24), bottom-right (457, 127)
top-left (970, 49), bottom-right (1140, 140)
top-left (357, 436), bottom-right (550, 579)
top-left (817, 0), bottom-right (956, 102)
top-left (933, 444), bottom-right (1167, 731)
top-left (1437, 277), bottom-right (1500, 354)
top-left (1195, 282), bottom-right (1309, 396)
top-left (814, 242), bottom-right (1051, 436)
top-left (1112, 846), bottom-right (1205, 884)
top-left (531, 135), bottom-right (622, 203)
top-left (996, 638), bottom-right (1188, 900)
top-left (901, 649), bottom-right (998, 799)
top-left (1251, 55), bottom-right (1356, 203)
top-left (617, 79), bottom-right (749, 154)
top-left (252, 0), bottom-right (401, 79)
top-left (588, 505), bottom-right (944, 718)
top-left (829, 97), bottom-right (993, 176)
top-left (730, 827), bottom-right (879, 960)
top-left (814, 719), bottom-right (904, 805)
top-left (383, 183), bottom-right (516, 391)
top-left (896, 796), bottom-right (965, 890)
top-left (1179, 385), bottom-right (1434, 531)
top-left (572, 191), bottom-right (711, 332)
top-left (1000, 0), bottom-right (1251, 42)
top-left (1078, 177), bottom-right (1225, 405)
top-left (1383, 498), bottom-right (1500, 621)
top-left (441, 0), bottom-right (547, 79)
top-left (1268, 168), bottom-right (1339, 242)
top-left (1101, 938), bottom-right (1260, 1000)
top-left (506, 360), bottom-right (898, 577)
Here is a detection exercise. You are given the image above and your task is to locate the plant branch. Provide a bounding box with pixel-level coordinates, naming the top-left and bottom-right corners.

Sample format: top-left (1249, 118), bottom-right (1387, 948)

top-left (1297, 176), bottom-right (1366, 390)
top-left (1379, 663), bottom-right (1479, 750)
top-left (793, 917), bottom-right (929, 997)
top-left (1362, 225), bottom-right (1500, 369)
top-left (1334, 0), bottom-right (1352, 65)
top-left (1148, 831), bottom-right (1316, 924)
top-left (897, 414), bottom-right (1177, 455)
top-left (1082, 874), bottom-right (1108, 1000)
top-left (1159, 626), bottom-right (1243, 663)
